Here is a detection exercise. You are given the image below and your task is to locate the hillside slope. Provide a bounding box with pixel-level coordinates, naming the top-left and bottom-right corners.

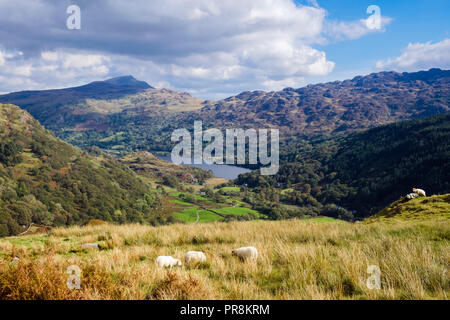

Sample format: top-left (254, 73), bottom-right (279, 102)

top-left (367, 194), bottom-right (450, 222)
top-left (118, 151), bottom-right (212, 185)
top-left (0, 104), bottom-right (166, 237)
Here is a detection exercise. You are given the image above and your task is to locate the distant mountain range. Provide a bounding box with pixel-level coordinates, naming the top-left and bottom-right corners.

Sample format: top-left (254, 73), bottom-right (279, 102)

top-left (199, 68), bottom-right (450, 134)
top-left (0, 68), bottom-right (449, 157)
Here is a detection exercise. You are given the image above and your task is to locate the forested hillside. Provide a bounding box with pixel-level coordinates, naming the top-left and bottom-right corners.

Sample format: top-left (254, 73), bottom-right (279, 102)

top-left (237, 114), bottom-right (450, 219)
top-left (0, 104), bottom-right (166, 237)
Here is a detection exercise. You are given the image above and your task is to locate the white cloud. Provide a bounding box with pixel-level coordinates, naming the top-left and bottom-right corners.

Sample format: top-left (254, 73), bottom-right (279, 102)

top-left (10, 64), bottom-right (33, 76)
top-left (41, 51), bottom-right (59, 61)
top-left (376, 38), bottom-right (450, 71)
top-left (262, 76), bottom-right (305, 91)
top-left (0, 0), bottom-right (393, 97)
top-left (62, 54), bottom-right (109, 70)
top-left (325, 16), bottom-right (392, 41)
top-left (0, 49), bottom-right (111, 92)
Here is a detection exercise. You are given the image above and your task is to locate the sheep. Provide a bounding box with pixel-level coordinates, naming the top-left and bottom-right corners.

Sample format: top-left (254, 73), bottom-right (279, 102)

top-left (155, 256), bottom-right (182, 268)
top-left (406, 193), bottom-right (419, 200)
top-left (412, 188), bottom-right (426, 197)
top-left (232, 246), bottom-right (258, 261)
top-left (81, 242), bottom-right (99, 250)
top-left (185, 251), bottom-right (207, 264)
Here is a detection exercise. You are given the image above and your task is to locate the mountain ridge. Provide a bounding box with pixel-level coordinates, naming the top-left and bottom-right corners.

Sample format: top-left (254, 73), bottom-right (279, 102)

top-left (0, 68), bottom-right (449, 156)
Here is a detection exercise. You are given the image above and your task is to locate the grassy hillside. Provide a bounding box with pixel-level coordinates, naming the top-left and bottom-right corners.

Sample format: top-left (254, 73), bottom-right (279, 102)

top-left (0, 104), bottom-right (167, 237)
top-left (118, 151), bottom-right (212, 186)
top-left (0, 216), bottom-right (448, 300)
top-left (367, 193), bottom-right (450, 222)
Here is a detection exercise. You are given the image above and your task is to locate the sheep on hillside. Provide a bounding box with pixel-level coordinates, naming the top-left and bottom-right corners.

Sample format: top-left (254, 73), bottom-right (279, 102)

top-left (185, 251), bottom-right (207, 264)
top-left (155, 256), bottom-right (182, 268)
top-left (406, 193), bottom-right (419, 200)
top-left (412, 188), bottom-right (426, 197)
top-left (232, 246), bottom-right (258, 261)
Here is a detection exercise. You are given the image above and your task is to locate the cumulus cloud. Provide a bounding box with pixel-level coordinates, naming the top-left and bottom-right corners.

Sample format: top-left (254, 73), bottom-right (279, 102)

top-left (0, 0), bottom-right (390, 97)
top-left (325, 16), bottom-right (392, 41)
top-left (376, 38), bottom-right (450, 71)
top-left (261, 76), bottom-right (306, 91)
top-left (0, 49), bottom-right (110, 91)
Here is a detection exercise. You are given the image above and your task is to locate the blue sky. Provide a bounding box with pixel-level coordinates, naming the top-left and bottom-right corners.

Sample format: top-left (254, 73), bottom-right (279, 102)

top-left (0, 0), bottom-right (449, 98)
top-left (311, 0), bottom-right (449, 80)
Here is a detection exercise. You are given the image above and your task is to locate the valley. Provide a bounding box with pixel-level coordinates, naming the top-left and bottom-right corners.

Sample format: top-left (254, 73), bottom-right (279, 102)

top-left (0, 70), bottom-right (448, 301)
top-left (0, 68), bottom-right (449, 236)
top-left (0, 0), bottom-right (448, 304)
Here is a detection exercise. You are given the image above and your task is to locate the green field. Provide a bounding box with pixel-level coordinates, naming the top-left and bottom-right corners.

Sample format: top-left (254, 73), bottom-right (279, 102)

top-left (281, 188), bottom-right (295, 195)
top-left (170, 199), bottom-right (195, 206)
top-left (173, 208), bottom-right (224, 223)
top-left (217, 186), bottom-right (241, 193)
top-left (214, 206), bottom-right (262, 217)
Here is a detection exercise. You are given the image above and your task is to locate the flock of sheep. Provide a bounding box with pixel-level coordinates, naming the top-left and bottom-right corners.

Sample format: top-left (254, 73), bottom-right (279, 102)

top-left (155, 246), bottom-right (258, 268)
top-left (406, 188), bottom-right (427, 200)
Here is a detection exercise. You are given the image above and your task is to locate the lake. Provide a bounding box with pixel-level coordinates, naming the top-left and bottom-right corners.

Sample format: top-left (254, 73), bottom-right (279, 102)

top-left (158, 156), bottom-right (252, 180)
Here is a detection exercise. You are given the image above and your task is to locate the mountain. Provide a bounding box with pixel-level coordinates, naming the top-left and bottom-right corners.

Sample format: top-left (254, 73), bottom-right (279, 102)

top-left (197, 68), bottom-right (450, 134)
top-left (0, 69), bottom-right (448, 156)
top-left (236, 113), bottom-right (450, 219)
top-left (0, 76), bottom-right (205, 154)
top-left (0, 76), bottom-right (154, 133)
top-left (0, 104), bottom-right (169, 237)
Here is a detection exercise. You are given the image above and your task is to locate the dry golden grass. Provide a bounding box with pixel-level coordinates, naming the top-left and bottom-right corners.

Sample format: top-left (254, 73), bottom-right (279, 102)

top-left (0, 219), bottom-right (448, 300)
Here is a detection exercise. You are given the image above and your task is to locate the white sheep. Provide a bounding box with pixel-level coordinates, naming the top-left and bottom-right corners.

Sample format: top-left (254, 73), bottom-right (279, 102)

top-left (406, 193), bottom-right (419, 200)
top-left (155, 256), bottom-right (182, 268)
top-left (232, 246), bottom-right (258, 261)
top-left (81, 242), bottom-right (99, 250)
top-left (185, 251), bottom-right (207, 264)
top-left (412, 188), bottom-right (426, 197)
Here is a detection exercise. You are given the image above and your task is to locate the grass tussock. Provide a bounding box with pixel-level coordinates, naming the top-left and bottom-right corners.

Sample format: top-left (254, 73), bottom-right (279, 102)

top-left (0, 218), bottom-right (448, 300)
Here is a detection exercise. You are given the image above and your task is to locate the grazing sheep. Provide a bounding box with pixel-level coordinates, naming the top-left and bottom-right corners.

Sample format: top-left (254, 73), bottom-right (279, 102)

top-left (413, 188), bottom-right (426, 197)
top-left (232, 246), bottom-right (258, 261)
top-left (406, 193), bottom-right (419, 200)
top-left (155, 256), bottom-right (182, 268)
top-left (81, 242), bottom-right (99, 250)
top-left (185, 251), bottom-right (207, 264)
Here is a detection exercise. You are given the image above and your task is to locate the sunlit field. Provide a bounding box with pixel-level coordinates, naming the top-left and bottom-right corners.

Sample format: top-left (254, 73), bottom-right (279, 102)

top-left (0, 218), bottom-right (448, 300)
